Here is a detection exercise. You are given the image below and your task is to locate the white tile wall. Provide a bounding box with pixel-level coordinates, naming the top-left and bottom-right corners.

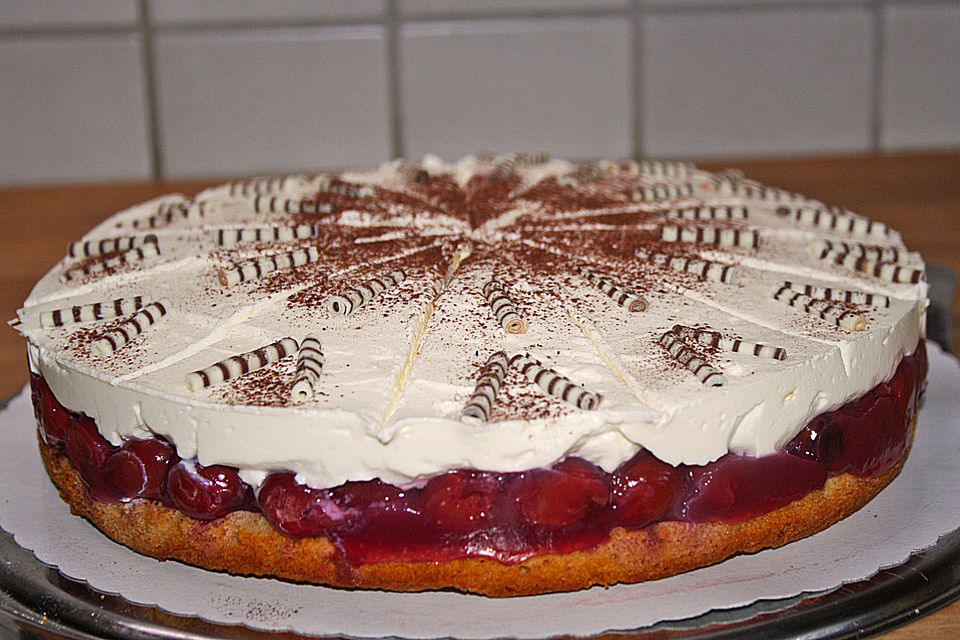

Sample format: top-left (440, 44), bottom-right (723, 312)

top-left (1, 1), bottom-right (959, 186)
top-left (401, 17), bottom-right (632, 161)
top-left (150, 1), bottom-right (385, 25)
top-left (881, 4), bottom-right (960, 150)
top-left (640, 6), bottom-right (874, 159)
top-left (0, 1), bottom-right (138, 29)
top-left (0, 35), bottom-right (150, 186)
top-left (154, 26), bottom-right (391, 178)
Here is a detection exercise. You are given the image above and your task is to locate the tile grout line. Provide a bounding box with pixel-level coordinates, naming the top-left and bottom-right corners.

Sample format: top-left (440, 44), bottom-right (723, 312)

top-left (869, 0), bottom-right (886, 153)
top-left (385, 0), bottom-right (404, 159)
top-left (137, 0), bottom-right (164, 180)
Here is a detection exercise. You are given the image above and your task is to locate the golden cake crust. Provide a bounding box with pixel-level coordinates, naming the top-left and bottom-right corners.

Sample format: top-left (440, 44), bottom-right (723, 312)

top-left (38, 427), bottom-right (910, 598)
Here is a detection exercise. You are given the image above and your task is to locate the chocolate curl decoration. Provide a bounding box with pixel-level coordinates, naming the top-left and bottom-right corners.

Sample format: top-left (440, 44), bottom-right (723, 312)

top-left (68, 233), bottom-right (158, 259)
top-left (716, 181), bottom-right (803, 204)
top-left (397, 161), bottom-right (429, 183)
top-left (488, 153), bottom-right (520, 182)
top-left (216, 224), bottom-right (317, 247)
top-left (317, 178), bottom-right (374, 199)
top-left (809, 239), bottom-right (907, 263)
top-left (625, 160), bottom-right (695, 179)
top-left (227, 175), bottom-right (309, 197)
top-left (783, 281), bottom-right (890, 308)
top-left (482, 279), bottom-right (527, 334)
top-left (90, 299), bottom-right (170, 357)
top-left (636, 249), bottom-right (737, 285)
top-left (60, 243), bottom-right (161, 282)
top-left (291, 335), bottom-right (324, 403)
top-left (186, 337), bottom-right (299, 392)
top-left (672, 324), bottom-right (787, 361)
top-left (461, 351), bottom-right (509, 423)
top-left (218, 246), bottom-right (320, 287)
top-left (772, 284), bottom-right (866, 331)
top-left (819, 250), bottom-right (924, 285)
top-left (664, 205), bottom-right (748, 221)
top-left (575, 264), bottom-right (648, 312)
top-left (40, 296), bottom-right (145, 328)
top-left (776, 206), bottom-right (892, 239)
top-left (327, 270), bottom-right (406, 316)
top-left (659, 224), bottom-right (761, 250)
top-left (631, 182), bottom-right (695, 202)
top-left (252, 195), bottom-right (331, 215)
top-left (658, 330), bottom-right (727, 387)
top-left (509, 353), bottom-right (602, 410)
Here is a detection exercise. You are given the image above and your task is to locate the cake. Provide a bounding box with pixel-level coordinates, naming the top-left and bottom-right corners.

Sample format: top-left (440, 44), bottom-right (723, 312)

top-left (14, 154), bottom-right (927, 597)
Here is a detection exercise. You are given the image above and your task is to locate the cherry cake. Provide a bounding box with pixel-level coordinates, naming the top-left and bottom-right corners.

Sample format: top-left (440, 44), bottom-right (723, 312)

top-left (16, 155), bottom-right (928, 596)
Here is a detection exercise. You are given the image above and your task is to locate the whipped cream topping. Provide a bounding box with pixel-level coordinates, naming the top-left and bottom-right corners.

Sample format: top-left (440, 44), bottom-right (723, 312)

top-left (17, 155), bottom-right (927, 490)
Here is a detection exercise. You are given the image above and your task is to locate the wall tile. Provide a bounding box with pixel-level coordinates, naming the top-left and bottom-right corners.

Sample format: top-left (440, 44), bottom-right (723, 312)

top-left (150, 1), bottom-right (384, 25)
top-left (400, 0), bottom-right (627, 18)
top-left (0, 35), bottom-right (150, 186)
top-left (640, 6), bottom-right (873, 159)
top-left (154, 27), bottom-right (391, 178)
top-left (0, 1), bottom-right (137, 29)
top-left (400, 18), bottom-right (632, 162)
top-left (881, 4), bottom-right (960, 150)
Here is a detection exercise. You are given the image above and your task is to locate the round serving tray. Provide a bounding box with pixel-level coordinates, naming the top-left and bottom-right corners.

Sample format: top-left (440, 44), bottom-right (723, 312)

top-left (2, 523), bottom-right (960, 640)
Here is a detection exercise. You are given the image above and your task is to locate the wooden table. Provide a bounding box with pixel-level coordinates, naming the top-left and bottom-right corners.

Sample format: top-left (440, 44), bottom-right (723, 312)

top-left (1, 151), bottom-right (958, 639)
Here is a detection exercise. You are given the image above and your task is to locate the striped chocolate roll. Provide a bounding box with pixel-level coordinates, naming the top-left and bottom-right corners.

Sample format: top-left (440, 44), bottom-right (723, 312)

top-left (60, 243), bottom-right (161, 282)
top-left (488, 153), bottom-right (520, 182)
top-left (659, 224), bottom-right (761, 249)
top-left (327, 270), bottom-right (406, 316)
top-left (636, 249), bottom-right (737, 284)
top-left (185, 337), bottom-right (299, 392)
top-left (317, 179), bottom-right (374, 199)
top-left (671, 324), bottom-right (787, 360)
top-left (40, 296), bottom-right (145, 328)
top-left (809, 239), bottom-right (906, 263)
top-left (227, 175), bottom-right (309, 197)
top-left (631, 182), bottom-right (695, 202)
top-left (291, 335), bottom-right (324, 403)
top-left (776, 206), bottom-right (892, 239)
top-left (509, 353), bottom-right (602, 410)
top-left (772, 284), bottom-right (866, 331)
top-left (658, 330), bottom-right (727, 386)
top-left (131, 199), bottom-right (209, 230)
top-left (215, 224), bottom-right (317, 247)
top-left (89, 299), bottom-right (170, 357)
top-left (461, 351), bottom-right (510, 423)
top-left (716, 181), bottom-right (804, 204)
top-left (482, 280), bottom-right (527, 334)
top-left (821, 251), bottom-right (924, 284)
top-left (252, 195), bottom-right (331, 215)
top-left (664, 205), bottom-right (749, 221)
top-left (575, 264), bottom-right (648, 312)
top-left (68, 233), bottom-right (158, 259)
top-left (624, 160), bottom-right (695, 179)
top-left (783, 281), bottom-right (891, 308)
top-left (397, 161), bottom-right (429, 183)
top-left (218, 246), bottom-right (320, 287)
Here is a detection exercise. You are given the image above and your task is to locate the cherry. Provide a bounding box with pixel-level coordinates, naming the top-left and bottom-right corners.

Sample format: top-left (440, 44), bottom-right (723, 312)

top-left (30, 375), bottom-right (71, 447)
top-left (331, 479), bottom-right (408, 513)
top-left (787, 415), bottom-right (845, 469)
top-left (421, 471), bottom-right (502, 533)
top-left (678, 452), bottom-right (826, 522)
top-left (611, 451), bottom-right (682, 528)
top-left (105, 438), bottom-right (178, 501)
top-left (166, 460), bottom-right (247, 520)
top-left (258, 471), bottom-right (343, 536)
top-left (508, 458), bottom-right (609, 527)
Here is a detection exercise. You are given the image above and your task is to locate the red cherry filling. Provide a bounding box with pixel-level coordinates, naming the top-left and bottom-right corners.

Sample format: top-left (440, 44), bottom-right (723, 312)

top-left (105, 438), bottom-right (178, 501)
top-left (166, 461), bottom-right (246, 520)
top-left (611, 451), bottom-right (682, 527)
top-left (30, 375), bottom-right (71, 446)
top-left (259, 471), bottom-right (345, 536)
top-left (64, 414), bottom-right (119, 501)
top-left (422, 470), bottom-right (502, 532)
top-left (508, 458), bottom-right (609, 527)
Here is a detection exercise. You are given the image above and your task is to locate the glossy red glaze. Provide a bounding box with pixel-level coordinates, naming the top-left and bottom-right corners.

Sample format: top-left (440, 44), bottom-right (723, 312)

top-left (30, 340), bottom-right (926, 564)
